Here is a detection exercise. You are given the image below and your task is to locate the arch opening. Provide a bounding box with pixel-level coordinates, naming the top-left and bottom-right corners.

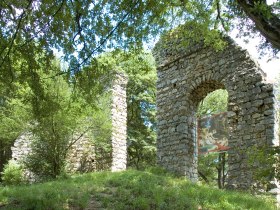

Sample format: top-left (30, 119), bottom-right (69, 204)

top-left (196, 89), bottom-right (229, 188)
top-left (190, 80), bottom-right (225, 107)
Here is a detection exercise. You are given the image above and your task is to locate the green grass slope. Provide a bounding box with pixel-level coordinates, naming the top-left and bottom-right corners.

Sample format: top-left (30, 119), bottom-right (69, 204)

top-left (0, 168), bottom-right (276, 210)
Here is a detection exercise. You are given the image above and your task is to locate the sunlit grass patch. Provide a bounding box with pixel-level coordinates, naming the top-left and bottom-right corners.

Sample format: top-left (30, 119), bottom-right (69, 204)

top-left (0, 168), bottom-right (276, 210)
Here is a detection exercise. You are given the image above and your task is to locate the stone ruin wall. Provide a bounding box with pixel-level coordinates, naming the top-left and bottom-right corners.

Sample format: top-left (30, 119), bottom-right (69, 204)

top-left (11, 133), bottom-right (33, 163)
top-left (153, 34), bottom-right (279, 190)
top-left (111, 73), bottom-right (128, 171)
top-left (11, 132), bottom-right (96, 178)
top-left (65, 135), bottom-right (96, 173)
top-left (10, 73), bottom-right (128, 177)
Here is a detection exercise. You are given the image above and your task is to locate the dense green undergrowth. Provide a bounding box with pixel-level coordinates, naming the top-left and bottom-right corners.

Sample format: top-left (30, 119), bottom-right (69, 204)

top-left (0, 168), bottom-right (276, 210)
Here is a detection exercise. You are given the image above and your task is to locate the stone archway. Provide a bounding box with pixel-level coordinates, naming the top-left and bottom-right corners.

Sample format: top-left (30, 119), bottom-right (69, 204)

top-left (153, 35), bottom-right (278, 189)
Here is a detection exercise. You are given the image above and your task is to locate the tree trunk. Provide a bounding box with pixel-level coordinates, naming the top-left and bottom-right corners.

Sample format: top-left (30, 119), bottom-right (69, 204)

top-left (198, 170), bottom-right (209, 184)
top-left (237, 0), bottom-right (280, 50)
top-left (217, 154), bottom-right (222, 189)
top-left (217, 152), bottom-right (226, 189)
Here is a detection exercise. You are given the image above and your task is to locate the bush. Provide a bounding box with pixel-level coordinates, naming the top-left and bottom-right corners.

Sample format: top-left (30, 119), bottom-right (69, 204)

top-left (247, 145), bottom-right (279, 191)
top-left (23, 135), bottom-right (69, 181)
top-left (1, 160), bottom-right (25, 186)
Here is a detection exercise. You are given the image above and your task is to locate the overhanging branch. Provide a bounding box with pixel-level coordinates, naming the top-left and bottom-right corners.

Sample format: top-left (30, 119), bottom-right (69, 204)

top-left (237, 0), bottom-right (280, 50)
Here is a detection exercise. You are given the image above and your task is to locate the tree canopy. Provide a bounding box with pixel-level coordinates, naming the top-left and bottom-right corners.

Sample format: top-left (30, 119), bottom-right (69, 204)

top-left (1, 0), bottom-right (279, 84)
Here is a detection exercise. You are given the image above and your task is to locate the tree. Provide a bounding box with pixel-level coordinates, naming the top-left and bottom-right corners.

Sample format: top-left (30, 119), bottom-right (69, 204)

top-left (0, 45), bottom-right (156, 179)
top-left (1, 1), bottom-right (279, 85)
top-left (247, 145), bottom-right (280, 191)
top-left (23, 64), bottom-right (91, 179)
top-left (235, 0), bottom-right (280, 51)
top-left (21, 57), bottom-right (113, 179)
top-left (0, 82), bottom-right (31, 179)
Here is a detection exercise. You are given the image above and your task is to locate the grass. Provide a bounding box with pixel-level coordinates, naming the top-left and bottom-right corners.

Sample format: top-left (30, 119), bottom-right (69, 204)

top-left (0, 167), bottom-right (276, 210)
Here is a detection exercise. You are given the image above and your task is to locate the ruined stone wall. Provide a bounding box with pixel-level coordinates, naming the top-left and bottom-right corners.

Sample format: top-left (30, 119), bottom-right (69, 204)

top-left (153, 35), bottom-right (279, 188)
top-left (11, 132), bottom-right (32, 163)
top-left (10, 73), bottom-right (128, 176)
top-left (65, 135), bottom-right (96, 173)
top-left (111, 73), bottom-right (128, 171)
top-left (12, 133), bottom-right (96, 177)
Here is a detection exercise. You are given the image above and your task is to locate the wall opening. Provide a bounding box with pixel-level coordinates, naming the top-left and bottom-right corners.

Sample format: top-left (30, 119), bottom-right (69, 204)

top-left (196, 89), bottom-right (229, 188)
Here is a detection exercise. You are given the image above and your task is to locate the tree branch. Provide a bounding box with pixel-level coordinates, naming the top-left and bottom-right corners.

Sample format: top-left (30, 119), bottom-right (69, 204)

top-left (215, 0), bottom-right (227, 31)
top-left (75, 0), bottom-right (141, 70)
top-left (18, 0), bottom-right (65, 49)
top-left (41, 0), bottom-right (141, 80)
top-left (237, 0), bottom-right (280, 50)
top-left (198, 170), bottom-right (209, 183)
top-left (0, 0), bottom-right (33, 68)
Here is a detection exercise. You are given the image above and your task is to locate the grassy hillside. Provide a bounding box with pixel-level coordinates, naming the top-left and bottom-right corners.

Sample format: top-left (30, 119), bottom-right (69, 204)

top-left (0, 168), bottom-right (276, 210)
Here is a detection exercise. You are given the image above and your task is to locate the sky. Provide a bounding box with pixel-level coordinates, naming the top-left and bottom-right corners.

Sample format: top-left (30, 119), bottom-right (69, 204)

top-left (233, 35), bottom-right (280, 83)
top-left (235, 0), bottom-right (280, 82)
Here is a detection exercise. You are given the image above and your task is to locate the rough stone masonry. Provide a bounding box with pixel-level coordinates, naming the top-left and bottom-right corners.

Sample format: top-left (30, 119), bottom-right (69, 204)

top-left (111, 72), bottom-right (128, 172)
top-left (153, 33), bottom-right (279, 190)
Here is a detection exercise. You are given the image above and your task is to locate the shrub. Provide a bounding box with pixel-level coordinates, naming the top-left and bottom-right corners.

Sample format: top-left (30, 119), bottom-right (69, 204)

top-left (1, 160), bottom-right (25, 186)
top-left (23, 135), bottom-right (69, 181)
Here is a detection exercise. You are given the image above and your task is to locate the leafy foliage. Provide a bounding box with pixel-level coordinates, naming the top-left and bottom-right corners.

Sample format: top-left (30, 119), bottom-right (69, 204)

top-left (198, 152), bottom-right (228, 189)
top-left (111, 51), bottom-right (157, 169)
top-left (0, 82), bottom-right (31, 177)
top-left (89, 94), bottom-right (113, 171)
top-left (247, 143), bottom-right (280, 192)
top-left (197, 89), bottom-right (228, 117)
top-left (1, 0), bottom-right (279, 85)
top-left (233, 0), bottom-right (280, 54)
top-left (75, 50), bottom-right (157, 169)
top-left (21, 57), bottom-right (113, 179)
top-left (1, 160), bottom-right (25, 186)
top-left (198, 153), bottom-right (220, 185)
top-left (0, 47), bottom-right (157, 180)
